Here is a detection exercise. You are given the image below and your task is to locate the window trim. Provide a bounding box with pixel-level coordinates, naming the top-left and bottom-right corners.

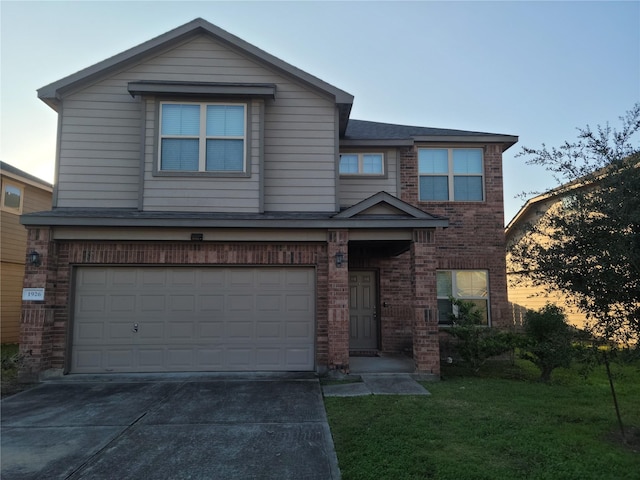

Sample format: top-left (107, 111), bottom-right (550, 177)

top-left (436, 269), bottom-right (490, 326)
top-left (339, 152), bottom-right (386, 176)
top-left (156, 101), bottom-right (249, 177)
top-left (418, 148), bottom-right (485, 201)
top-left (1, 179), bottom-right (24, 214)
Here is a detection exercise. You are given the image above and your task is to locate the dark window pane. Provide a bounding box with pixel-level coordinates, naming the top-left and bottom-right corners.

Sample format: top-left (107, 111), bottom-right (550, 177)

top-left (420, 176), bottom-right (448, 200)
top-left (161, 139), bottom-right (199, 170)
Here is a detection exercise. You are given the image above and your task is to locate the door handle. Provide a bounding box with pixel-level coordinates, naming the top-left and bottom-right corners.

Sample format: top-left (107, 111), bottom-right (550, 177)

top-left (132, 323), bottom-right (139, 333)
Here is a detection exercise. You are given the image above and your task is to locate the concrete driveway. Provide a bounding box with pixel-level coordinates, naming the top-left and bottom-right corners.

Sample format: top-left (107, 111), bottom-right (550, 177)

top-left (1, 375), bottom-right (341, 479)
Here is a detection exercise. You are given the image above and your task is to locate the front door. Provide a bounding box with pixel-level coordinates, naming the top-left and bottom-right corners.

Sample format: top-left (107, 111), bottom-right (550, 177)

top-left (349, 271), bottom-right (378, 350)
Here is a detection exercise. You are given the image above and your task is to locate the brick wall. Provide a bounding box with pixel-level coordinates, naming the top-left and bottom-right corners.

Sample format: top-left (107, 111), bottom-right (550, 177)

top-left (20, 234), bottom-right (330, 374)
top-left (400, 144), bottom-right (510, 328)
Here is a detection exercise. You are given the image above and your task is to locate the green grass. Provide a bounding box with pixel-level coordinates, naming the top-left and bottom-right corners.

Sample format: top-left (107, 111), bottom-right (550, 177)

top-left (324, 359), bottom-right (640, 480)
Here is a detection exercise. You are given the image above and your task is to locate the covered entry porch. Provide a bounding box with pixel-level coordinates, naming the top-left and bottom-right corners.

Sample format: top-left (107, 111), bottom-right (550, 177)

top-left (326, 193), bottom-right (448, 374)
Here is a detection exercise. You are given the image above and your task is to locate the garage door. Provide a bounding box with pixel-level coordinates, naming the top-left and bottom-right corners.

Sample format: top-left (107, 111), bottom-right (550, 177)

top-left (71, 266), bottom-right (315, 373)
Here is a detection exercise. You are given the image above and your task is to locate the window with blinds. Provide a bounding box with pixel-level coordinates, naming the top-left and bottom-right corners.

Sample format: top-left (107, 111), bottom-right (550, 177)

top-left (159, 103), bottom-right (246, 173)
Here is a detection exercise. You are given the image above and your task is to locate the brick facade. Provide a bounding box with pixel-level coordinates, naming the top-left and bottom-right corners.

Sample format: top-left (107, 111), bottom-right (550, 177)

top-left (20, 145), bottom-right (509, 377)
top-left (20, 234), bottom-right (330, 374)
top-left (400, 145), bottom-right (510, 328)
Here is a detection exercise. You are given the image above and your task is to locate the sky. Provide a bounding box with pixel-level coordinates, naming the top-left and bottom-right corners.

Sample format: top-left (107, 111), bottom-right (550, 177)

top-left (1, 1), bottom-right (638, 223)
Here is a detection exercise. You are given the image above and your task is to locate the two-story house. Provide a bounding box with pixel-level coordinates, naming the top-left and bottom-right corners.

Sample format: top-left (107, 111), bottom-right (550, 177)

top-left (1, 161), bottom-right (52, 344)
top-left (20, 18), bottom-right (517, 377)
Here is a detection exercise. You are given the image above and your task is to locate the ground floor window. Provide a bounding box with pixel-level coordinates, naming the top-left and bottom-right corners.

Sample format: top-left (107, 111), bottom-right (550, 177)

top-left (437, 270), bottom-right (489, 325)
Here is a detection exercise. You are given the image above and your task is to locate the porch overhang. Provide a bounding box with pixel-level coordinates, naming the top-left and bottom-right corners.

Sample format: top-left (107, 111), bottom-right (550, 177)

top-left (21, 207), bottom-right (449, 230)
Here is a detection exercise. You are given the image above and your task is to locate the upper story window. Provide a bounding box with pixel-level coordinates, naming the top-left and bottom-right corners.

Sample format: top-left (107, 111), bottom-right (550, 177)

top-left (339, 153), bottom-right (384, 175)
top-left (160, 102), bottom-right (246, 173)
top-left (1, 180), bottom-right (23, 214)
top-left (418, 148), bottom-right (484, 201)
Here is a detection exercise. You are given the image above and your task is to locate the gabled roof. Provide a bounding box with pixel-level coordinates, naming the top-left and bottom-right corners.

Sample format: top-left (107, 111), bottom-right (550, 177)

top-left (342, 119), bottom-right (518, 149)
top-left (334, 191), bottom-right (448, 225)
top-left (505, 158), bottom-right (640, 234)
top-left (37, 18), bottom-right (354, 135)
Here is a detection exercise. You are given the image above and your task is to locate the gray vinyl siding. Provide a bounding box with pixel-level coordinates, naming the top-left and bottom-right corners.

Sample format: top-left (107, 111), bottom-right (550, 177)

top-left (339, 149), bottom-right (399, 208)
top-left (56, 89), bottom-right (141, 208)
top-left (55, 34), bottom-right (338, 213)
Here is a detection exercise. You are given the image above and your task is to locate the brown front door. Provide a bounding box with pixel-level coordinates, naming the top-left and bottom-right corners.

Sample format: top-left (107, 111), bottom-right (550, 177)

top-left (349, 271), bottom-right (378, 350)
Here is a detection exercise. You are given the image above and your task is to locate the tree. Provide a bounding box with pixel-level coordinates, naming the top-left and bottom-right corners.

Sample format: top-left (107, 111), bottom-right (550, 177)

top-left (521, 304), bottom-right (573, 382)
top-left (510, 103), bottom-right (640, 443)
top-left (510, 103), bottom-right (640, 345)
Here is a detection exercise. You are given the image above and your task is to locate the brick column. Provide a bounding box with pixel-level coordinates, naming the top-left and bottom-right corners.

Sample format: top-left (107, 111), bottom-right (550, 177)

top-left (327, 229), bottom-right (349, 371)
top-left (20, 227), bottom-right (56, 378)
top-left (410, 229), bottom-right (440, 375)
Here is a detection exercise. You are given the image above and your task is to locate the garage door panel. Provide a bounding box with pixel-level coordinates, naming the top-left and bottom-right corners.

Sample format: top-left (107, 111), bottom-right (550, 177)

top-left (286, 322), bottom-right (311, 339)
top-left (138, 349), bottom-right (164, 368)
top-left (112, 269), bottom-right (137, 287)
top-left (256, 322), bottom-right (281, 338)
top-left (110, 295), bottom-right (136, 312)
top-left (74, 349), bottom-right (103, 369)
top-left (78, 269), bottom-right (108, 287)
top-left (107, 349), bottom-right (135, 368)
top-left (286, 295), bottom-right (312, 312)
top-left (141, 295), bottom-right (166, 312)
top-left (286, 348), bottom-right (313, 367)
top-left (169, 323), bottom-right (195, 338)
top-left (198, 348), bottom-right (224, 368)
top-left (108, 323), bottom-right (136, 341)
top-left (78, 295), bottom-right (106, 314)
top-left (199, 321), bottom-right (224, 338)
top-left (138, 322), bottom-right (165, 340)
top-left (167, 349), bottom-right (194, 367)
top-left (228, 294), bottom-right (254, 311)
top-left (76, 323), bottom-right (104, 342)
top-left (170, 269), bottom-right (196, 286)
top-left (142, 270), bottom-right (166, 286)
top-left (199, 295), bottom-right (224, 312)
top-left (169, 295), bottom-right (196, 311)
top-left (256, 294), bottom-right (281, 311)
top-left (72, 267), bottom-right (315, 373)
top-left (256, 348), bottom-right (281, 367)
top-left (230, 270), bottom-right (254, 286)
top-left (286, 269), bottom-right (313, 287)
top-left (227, 321), bottom-right (253, 338)
top-left (199, 270), bottom-right (225, 287)
top-left (227, 348), bottom-right (253, 368)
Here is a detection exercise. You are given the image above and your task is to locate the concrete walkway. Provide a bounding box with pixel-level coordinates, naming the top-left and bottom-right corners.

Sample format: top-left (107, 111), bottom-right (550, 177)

top-left (1, 377), bottom-right (341, 480)
top-left (322, 356), bottom-right (433, 397)
top-left (322, 374), bottom-right (431, 397)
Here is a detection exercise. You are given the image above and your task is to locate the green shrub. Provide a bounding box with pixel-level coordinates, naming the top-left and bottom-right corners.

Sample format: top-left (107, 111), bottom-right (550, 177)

top-left (522, 304), bottom-right (573, 382)
top-left (446, 299), bottom-right (518, 373)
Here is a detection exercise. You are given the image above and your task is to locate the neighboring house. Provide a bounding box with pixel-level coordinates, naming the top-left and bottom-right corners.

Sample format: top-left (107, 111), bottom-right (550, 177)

top-left (20, 18), bottom-right (517, 377)
top-left (1, 161), bottom-right (52, 343)
top-left (506, 188), bottom-right (588, 329)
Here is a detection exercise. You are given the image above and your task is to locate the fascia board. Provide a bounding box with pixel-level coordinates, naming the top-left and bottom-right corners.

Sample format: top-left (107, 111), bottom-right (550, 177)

top-left (127, 81), bottom-right (277, 98)
top-left (20, 214), bottom-right (448, 229)
top-left (414, 135), bottom-right (519, 150)
top-left (38, 18), bottom-right (353, 109)
top-left (339, 139), bottom-right (415, 147)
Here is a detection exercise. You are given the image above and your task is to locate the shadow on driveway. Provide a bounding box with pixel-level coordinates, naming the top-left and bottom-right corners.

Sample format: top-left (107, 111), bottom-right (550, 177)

top-left (1, 377), bottom-right (340, 479)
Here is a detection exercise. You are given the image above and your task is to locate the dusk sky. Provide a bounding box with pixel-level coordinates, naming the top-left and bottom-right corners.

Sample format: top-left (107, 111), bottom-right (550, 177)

top-left (1, 1), bottom-right (638, 223)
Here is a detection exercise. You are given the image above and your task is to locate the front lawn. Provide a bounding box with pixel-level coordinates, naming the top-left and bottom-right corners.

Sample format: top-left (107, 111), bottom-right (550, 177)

top-left (324, 359), bottom-right (640, 480)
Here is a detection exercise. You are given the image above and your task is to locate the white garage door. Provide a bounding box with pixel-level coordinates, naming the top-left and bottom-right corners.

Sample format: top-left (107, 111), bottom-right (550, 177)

top-left (71, 266), bottom-right (315, 373)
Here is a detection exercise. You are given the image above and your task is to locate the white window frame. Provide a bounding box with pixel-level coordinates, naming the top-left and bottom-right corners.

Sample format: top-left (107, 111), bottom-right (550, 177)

top-left (1, 179), bottom-right (24, 214)
top-left (158, 101), bottom-right (247, 174)
top-left (339, 152), bottom-right (385, 176)
top-left (418, 148), bottom-right (485, 201)
top-left (437, 269), bottom-right (490, 325)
